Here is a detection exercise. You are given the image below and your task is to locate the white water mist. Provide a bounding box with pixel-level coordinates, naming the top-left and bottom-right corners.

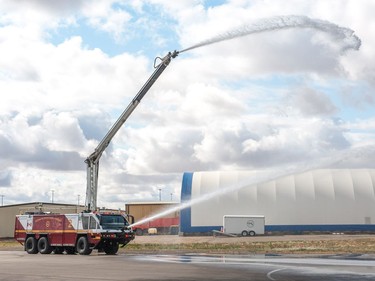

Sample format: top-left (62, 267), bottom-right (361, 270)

top-left (180, 15), bottom-right (361, 53)
top-left (130, 168), bottom-right (289, 228)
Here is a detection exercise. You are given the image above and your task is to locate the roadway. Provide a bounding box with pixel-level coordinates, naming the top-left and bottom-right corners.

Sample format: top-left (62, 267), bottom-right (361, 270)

top-left (0, 251), bottom-right (375, 280)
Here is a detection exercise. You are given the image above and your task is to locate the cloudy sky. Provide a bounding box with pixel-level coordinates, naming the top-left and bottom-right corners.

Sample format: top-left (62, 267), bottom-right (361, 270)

top-left (0, 0), bottom-right (374, 209)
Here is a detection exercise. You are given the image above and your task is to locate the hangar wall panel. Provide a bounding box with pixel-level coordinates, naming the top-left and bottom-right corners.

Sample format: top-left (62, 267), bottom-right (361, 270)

top-left (180, 169), bottom-right (375, 233)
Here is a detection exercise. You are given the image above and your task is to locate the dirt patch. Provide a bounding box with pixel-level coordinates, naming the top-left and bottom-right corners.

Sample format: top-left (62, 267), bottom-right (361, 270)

top-left (123, 234), bottom-right (375, 254)
top-left (131, 234), bottom-right (374, 244)
top-left (0, 239), bottom-right (23, 251)
top-left (3, 234), bottom-right (375, 254)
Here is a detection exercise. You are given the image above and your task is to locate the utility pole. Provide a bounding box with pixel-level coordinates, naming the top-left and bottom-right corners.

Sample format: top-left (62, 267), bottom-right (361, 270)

top-left (51, 190), bottom-right (55, 203)
top-left (0, 195), bottom-right (4, 206)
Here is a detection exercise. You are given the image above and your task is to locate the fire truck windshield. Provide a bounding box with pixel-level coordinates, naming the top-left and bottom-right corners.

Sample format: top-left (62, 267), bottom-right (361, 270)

top-left (98, 214), bottom-right (128, 230)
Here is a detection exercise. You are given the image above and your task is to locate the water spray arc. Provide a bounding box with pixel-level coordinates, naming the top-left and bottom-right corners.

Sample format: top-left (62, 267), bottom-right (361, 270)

top-left (179, 15), bottom-right (361, 54)
top-left (129, 15), bottom-right (362, 229)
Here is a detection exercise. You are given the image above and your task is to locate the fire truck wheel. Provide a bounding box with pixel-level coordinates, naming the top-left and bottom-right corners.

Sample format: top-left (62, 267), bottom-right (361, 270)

top-left (25, 236), bottom-right (38, 254)
top-left (37, 237), bottom-right (53, 254)
top-left (76, 236), bottom-right (92, 255)
top-left (103, 241), bottom-right (119, 255)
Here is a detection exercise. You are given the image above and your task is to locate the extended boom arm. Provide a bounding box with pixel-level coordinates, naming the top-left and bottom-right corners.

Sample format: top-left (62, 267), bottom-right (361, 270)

top-left (85, 50), bottom-right (179, 211)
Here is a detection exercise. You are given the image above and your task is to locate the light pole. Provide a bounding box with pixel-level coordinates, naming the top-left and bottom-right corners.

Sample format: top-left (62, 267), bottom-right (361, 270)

top-left (51, 190), bottom-right (55, 203)
top-left (170, 192), bottom-right (173, 201)
top-left (158, 188), bottom-right (162, 201)
top-left (0, 195), bottom-right (4, 206)
top-left (76, 194), bottom-right (81, 212)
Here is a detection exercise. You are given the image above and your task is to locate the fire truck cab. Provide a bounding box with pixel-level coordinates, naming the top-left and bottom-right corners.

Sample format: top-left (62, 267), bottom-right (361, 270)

top-left (14, 211), bottom-right (134, 255)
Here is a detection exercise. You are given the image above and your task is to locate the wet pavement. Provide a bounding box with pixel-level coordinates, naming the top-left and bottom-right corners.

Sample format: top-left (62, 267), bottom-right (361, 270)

top-left (136, 253), bottom-right (375, 280)
top-left (0, 251), bottom-right (374, 280)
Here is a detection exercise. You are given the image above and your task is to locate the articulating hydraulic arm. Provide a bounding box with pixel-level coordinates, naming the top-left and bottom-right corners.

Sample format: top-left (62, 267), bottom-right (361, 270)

top-left (85, 50), bottom-right (179, 211)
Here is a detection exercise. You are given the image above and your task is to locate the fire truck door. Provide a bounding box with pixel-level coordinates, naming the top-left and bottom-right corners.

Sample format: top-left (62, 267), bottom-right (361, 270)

top-left (64, 214), bottom-right (79, 246)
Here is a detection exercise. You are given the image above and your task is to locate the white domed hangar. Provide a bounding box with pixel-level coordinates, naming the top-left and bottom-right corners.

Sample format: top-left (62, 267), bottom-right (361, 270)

top-left (179, 169), bottom-right (375, 234)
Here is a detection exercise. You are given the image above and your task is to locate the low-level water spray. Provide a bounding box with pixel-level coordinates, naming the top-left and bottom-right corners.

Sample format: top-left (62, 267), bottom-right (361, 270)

top-left (129, 146), bottom-right (371, 228)
top-left (130, 167), bottom-right (289, 228)
top-left (180, 15), bottom-right (361, 53)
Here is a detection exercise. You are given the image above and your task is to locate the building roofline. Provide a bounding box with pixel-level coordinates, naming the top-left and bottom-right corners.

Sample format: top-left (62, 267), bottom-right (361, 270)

top-left (0, 202), bottom-right (81, 208)
top-left (125, 201), bottom-right (179, 205)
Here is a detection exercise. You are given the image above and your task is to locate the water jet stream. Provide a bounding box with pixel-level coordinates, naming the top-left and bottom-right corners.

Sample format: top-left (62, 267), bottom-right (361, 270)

top-left (180, 15), bottom-right (361, 53)
top-left (128, 15), bottom-right (363, 229)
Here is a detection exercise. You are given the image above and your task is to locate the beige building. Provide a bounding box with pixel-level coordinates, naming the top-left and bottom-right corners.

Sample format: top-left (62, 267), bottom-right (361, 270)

top-left (0, 202), bottom-right (85, 238)
top-left (125, 202), bottom-right (179, 235)
top-left (125, 202), bottom-right (179, 224)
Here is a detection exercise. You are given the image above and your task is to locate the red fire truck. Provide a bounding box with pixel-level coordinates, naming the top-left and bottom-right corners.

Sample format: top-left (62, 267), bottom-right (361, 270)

top-left (14, 211), bottom-right (134, 255)
top-left (14, 51), bottom-right (179, 255)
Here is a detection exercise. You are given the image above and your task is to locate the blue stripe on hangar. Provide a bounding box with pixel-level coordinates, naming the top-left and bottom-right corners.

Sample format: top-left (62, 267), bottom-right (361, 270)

top-left (180, 172), bottom-right (193, 233)
top-left (266, 224), bottom-right (375, 232)
top-left (181, 224), bottom-right (375, 234)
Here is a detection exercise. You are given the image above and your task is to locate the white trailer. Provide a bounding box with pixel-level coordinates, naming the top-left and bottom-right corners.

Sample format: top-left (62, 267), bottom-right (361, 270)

top-left (223, 215), bottom-right (265, 236)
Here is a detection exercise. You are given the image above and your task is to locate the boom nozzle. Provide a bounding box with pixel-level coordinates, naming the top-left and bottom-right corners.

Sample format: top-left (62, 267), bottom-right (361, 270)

top-left (171, 50), bottom-right (179, 58)
top-left (154, 50), bottom-right (179, 68)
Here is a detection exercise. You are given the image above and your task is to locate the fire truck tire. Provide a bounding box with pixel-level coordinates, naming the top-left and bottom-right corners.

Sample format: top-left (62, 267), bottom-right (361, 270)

top-left (103, 241), bottom-right (119, 255)
top-left (76, 236), bottom-right (92, 255)
top-left (25, 236), bottom-right (38, 254)
top-left (37, 237), bottom-right (53, 254)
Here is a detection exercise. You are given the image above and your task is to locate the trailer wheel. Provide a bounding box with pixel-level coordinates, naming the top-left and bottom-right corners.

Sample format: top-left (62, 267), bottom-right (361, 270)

top-left (135, 228), bottom-right (143, 236)
top-left (25, 236), bottom-right (38, 254)
top-left (76, 236), bottom-right (92, 255)
top-left (249, 231), bottom-right (256, 236)
top-left (241, 230), bottom-right (248, 237)
top-left (38, 237), bottom-right (53, 254)
top-left (103, 241), bottom-right (119, 255)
